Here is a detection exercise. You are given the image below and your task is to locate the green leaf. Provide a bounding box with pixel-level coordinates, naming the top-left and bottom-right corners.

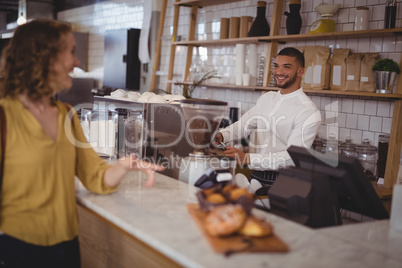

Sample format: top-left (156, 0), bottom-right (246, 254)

top-left (372, 58), bottom-right (401, 74)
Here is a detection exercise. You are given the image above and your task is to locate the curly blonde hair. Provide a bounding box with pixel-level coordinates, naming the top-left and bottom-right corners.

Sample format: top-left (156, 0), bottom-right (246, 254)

top-left (0, 19), bottom-right (72, 101)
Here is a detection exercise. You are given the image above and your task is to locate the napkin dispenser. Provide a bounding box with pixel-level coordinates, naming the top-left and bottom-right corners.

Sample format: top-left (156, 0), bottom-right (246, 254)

top-left (195, 168), bottom-right (233, 189)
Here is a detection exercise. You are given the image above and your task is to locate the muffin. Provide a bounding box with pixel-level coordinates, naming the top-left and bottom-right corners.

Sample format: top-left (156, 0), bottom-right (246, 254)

top-left (238, 215), bottom-right (273, 237)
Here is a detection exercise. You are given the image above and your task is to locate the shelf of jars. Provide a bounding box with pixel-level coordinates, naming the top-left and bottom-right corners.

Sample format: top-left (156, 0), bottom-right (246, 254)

top-left (173, 0), bottom-right (244, 8)
top-left (172, 28), bottom-right (402, 47)
top-left (169, 80), bottom-right (402, 99)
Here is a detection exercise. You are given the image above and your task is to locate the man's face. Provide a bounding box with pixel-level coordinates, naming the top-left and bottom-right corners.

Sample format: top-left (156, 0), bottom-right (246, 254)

top-left (272, 55), bottom-right (304, 89)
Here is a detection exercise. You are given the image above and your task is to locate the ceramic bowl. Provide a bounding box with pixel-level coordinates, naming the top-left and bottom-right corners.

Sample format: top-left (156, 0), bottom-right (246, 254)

top-left (315, 3), bottom-right (341, 17)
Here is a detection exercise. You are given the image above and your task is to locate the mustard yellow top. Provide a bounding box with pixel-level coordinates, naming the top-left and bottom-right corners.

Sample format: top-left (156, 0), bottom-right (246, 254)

top-left (0, 97), bottom-right (116, 246)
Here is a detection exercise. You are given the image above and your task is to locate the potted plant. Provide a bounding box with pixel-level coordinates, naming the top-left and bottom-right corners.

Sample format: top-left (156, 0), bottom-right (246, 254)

top-left (180, 68), bottom-right (221, 98)
top-left (372, 58), bottom-right (401, 93)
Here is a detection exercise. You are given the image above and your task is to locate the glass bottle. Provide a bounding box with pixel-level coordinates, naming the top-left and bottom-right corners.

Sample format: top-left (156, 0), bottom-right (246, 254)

top-left (284, 1), bottom-right (302, 35)
top-left (384, 0), bottom-right (397, 29)
top-left (247, 1), bottom-right (270, 37)
top-left (377, 134), bottom-right (390, 179)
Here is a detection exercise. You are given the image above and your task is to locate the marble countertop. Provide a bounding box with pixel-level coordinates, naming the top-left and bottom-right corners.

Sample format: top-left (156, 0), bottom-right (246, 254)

top-left (75, 171), bottom-right (402, 268)
top-left (319, 220), bottom-right (402, 263)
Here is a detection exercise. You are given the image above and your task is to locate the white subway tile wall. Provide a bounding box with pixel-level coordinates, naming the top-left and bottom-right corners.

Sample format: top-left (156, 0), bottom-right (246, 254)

top-left (346, 113), bottom-right (359, 129)
top-left (358, 115), bottom-right (370, 131)
top-left (58, 0), bottom-right (398, 146)
top-left (58, 0), bottom-right (145, 80)
top-left (364, 100), bottom-right (378, 116)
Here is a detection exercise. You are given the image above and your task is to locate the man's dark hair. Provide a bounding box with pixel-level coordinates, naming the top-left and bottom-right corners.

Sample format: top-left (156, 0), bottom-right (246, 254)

top-left (277, 47), bottom-right (305, 67)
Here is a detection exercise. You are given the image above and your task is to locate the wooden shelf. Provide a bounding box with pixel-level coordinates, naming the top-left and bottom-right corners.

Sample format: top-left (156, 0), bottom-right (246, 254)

top-left (172, 36), bottom-right (260, 46)
top-left (169, 81), bottom-right (271, 91)
top-left (173, 0), bottom-right (244, 7)
top-left (169, 81), bottom-right (402, 99)
top-left (303, 89), bottom-right (402, 99)
top-left (173, 28), bottom-right (402, 47)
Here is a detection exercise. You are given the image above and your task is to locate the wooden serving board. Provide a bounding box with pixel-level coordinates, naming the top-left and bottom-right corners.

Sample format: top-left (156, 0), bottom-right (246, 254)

top-left (187, 204), bottom-right (289, 255)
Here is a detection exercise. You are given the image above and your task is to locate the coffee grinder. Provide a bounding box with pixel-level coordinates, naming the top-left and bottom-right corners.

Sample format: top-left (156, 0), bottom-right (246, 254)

top-left (178, 99), bottom-right (236, 186)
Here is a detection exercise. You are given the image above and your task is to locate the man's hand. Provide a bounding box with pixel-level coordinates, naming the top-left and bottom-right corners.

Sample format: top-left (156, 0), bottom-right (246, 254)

top-left (223, 146), bottom-right (250, 166)
top-left (211, 132), bottom-right (226, 150)
top-left (214, 132), bottom-right (223, 143)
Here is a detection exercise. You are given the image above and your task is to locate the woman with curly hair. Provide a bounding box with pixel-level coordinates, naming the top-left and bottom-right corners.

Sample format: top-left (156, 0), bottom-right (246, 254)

top-left (0, 19), bottom-right (163, 268)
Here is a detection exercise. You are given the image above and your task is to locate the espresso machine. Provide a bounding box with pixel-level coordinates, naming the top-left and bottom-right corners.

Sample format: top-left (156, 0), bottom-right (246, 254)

top-left (178, 99), bottom-right (236, 186)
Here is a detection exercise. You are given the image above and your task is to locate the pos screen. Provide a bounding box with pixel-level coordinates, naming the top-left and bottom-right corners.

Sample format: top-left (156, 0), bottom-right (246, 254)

top-left (267, 145), bottom-right (389, 228)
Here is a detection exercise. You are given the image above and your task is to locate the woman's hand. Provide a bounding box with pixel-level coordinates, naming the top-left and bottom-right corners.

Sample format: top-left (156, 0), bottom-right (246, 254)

top-left (104, 155), bottom-right (165, 188)
top-left (125, 155), bottom-right (165, 187)
top-left (223, 146), bottom-right (250, 166)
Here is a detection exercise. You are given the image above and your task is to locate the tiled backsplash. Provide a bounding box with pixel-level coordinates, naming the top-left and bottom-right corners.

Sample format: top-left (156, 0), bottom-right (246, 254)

top-left (58, 0), bottom-right (399, 147)
top-left (58, 0), bottom-right (145, 81)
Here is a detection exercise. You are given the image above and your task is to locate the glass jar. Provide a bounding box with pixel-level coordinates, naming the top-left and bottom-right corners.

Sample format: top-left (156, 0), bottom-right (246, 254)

top-left (326, 133), bottom-right (339, 153)
top-left (339, 137), bottom-right (356, 157)
top-left (321, 138), bottom-right (327, 153)
top-left (355, 139), bottom-right (378, 181)
top-left (89, 110), bottom-right (118, 159)
top-left (124, 110), bottom-right (144, 159)
top-left (355, 6), bottom-right (369, 31)
top-left (80, 108), bottom-right (92, 142)
top-left (312, 135), bottom-right (324, 153)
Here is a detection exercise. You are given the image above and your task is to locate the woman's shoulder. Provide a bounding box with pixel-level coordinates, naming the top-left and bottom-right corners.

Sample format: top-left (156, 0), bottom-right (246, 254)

top-left (54, 101), bottom-right (79, 118)
top-left (54, 100), bottom-right (72, 110)
top-left (54, 101), bottom-right (80, 125)
top-left (0, 96), bottom-right (15, 103)
top-left (0, 96), bottom-right (21, 109)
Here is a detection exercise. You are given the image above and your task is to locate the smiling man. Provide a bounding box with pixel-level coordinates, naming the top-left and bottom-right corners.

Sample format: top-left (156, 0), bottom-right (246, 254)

top-left (215, 47), bottom-right (321, 186)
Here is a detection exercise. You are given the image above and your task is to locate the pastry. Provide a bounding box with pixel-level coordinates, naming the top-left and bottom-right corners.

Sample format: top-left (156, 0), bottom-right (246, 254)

top-left (229, 187), bottom-right (254, 201)
top-left (206, 193), bottom-right (226, 204)
top-left (205, 204), bottom-right (247, 237)
top-left (203, 187), bottom-right (218, 197)
top-left (222, 183), bottom-right (238, 196)
top-left (238, 215), bottom-right (273, 237)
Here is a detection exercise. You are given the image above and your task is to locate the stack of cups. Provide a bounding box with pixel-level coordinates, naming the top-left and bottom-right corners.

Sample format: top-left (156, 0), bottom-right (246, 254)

top-left (248, 44), bottom-right (258, 86)
top-left (236, 44), bottom-right (245, 86)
